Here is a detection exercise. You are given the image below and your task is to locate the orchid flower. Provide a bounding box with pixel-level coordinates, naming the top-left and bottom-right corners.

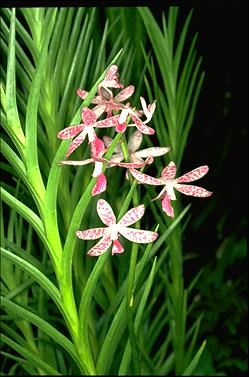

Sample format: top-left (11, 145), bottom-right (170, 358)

top-left (129, 161), bottom-right (213, 217)
top-left (76, 199), bottom-right (158, 256)
top-left (60, 138), bottom-right (146, 196)
top-left (77, 85), bottom-right (134, 119)
top-left (116, 96), bottom-right (156, 134)
top-left (76, 64), bottom-right (134, 118)
top-left (103, 130), bottom-right (170, 165)
top-left (57, 107), bottom-right (121, 158)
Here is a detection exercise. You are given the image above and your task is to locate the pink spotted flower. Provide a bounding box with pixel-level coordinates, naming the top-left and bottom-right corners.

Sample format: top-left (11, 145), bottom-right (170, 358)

top-left (57, 107), bottom-right (121, 158)
top-left (116, 96), bottom-right (156, 134)
top-left (77, 64), bottom-right (134, 118)
top-left (76, 199), bottom-right (158, 256)
top-left (103, 130), bottom-right (170, 165)
top-left (60, 138), bottom-right (146, 196)
top-left (77, 85), bottom-right (134, 119)
top-left (129, 161), bottom-right (213, 217)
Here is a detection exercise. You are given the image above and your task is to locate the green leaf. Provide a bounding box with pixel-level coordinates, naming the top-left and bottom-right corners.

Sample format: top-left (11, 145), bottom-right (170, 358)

top-left (25, 9), bottom-right (57, 206)
top-left (182, 340), bottom-right (206, 376)
top-left (0, 334), bottom-right (61, 375)
top-left (0, 248), bottom-right (64, 317)
top-left (5, 8), bottom-right (25, 157)
top-left (1, 296), bottom-right (88, 375)
top-left (119, 257), bottom-right (157, 374)
top-left (0, 187), bottom-right (59, 271)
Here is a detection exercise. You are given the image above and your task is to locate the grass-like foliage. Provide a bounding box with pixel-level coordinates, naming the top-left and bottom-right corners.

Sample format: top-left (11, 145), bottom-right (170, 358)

top-left (1, 7), bottom-right (213, 375)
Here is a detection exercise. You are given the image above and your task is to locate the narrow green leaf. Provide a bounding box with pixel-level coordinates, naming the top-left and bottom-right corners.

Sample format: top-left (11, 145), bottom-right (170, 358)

top-left (182, 340), bottom-right (206, 376)
top-left (173, 9), bottom-right (193, 77)
top-left (0, 187), bottom-right (59, 271)
top-left (25, 9), bottom-right (57, 205)
top-left (0, 248), bottom-right (64, 317)
top-left (0, 334), bottom-right (61, 375)
top-left (119, 257), bottom-right (157, 374)
top-left (185, 314), bottom-right (204, 367)
top-left (1, 296), bottom-right (88, 375)
top-left (5, 8), bottom-right (26, 157)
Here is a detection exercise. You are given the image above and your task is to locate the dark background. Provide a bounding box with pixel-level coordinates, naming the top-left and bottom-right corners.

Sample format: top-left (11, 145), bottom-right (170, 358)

top-left (150, 3), bottom-right (248, 374)
top-left (150, 2), bottom-right (248, 246)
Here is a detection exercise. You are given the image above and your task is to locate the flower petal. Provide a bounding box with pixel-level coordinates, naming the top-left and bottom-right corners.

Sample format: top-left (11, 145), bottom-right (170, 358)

top-left (161, 161), bottom-right (177, 181)
top-left (76, 227), bottom-right (106, 240)
top-left (111, 239), bottom-right (124, 255)
top-left (57, 124), bottom-right (85, 139)
top-left (114, 85), bottom-right (135, 102)
top-left (92, 161), bottom-right (103, 177)
top-left (103, 65), bottom-right (123, 88)
top-left (176, 165), bottom-right (210, 183)
top-left (116, 123), bottom-right (127, 133)
top-left (90, 137), bottom-right (105, 158)
top-left (118, 226), bottom-right (158, 244)
top-left (130, 154), bottom-right (145, 164)
top-left (128, 130), bottom-right (143, 152)
top-left (118, 204), bottom-right (145, 226)
top-left (129, 169), bottom-right (163, 185)
top-left (103, 136), bottom-right (122, 153)
top-left (91, 173), bottom-right (107, 196)
top-left (175, 184), bottom-right (213, 197)
top-left (81, 107), bottom-right (97, 125)
top-left (111, 161), bottom-right (145, 169)
top-left (130, 115), bottom-right (155, 135)
top-left (119, 108), bottom-right (129, 124)
top-left (95, 115), bottom-right (120, 128)
top-left (99, 86), bottom-right (113, 101)
top-left (92, 104), bottom-right (107, 119)
top-left (66, 131), bottom-right (86, 157)
top-left (140, 97), bottom-right (156, 123)
top-left (161, 193), bottom-right (174, 217)
top-left (87, 237), bottom-right (112, 256)
top-left (77, 89), bottom-right (88, 99)
top-left (59, 158), bottom-right (93, 166)
top-left (97, 199), bottom-right (116, 225)
top-left (109, 154), bottom-right (124, 163)
top-left (135, 146), bottom-right (170, 158)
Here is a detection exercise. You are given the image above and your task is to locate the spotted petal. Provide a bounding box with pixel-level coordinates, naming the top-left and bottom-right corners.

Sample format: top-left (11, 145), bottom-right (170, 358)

top-left (118, 226), bottom-right (158, 244)
top-left (118, 204), bottom-right (145, 226)
top-left (175, 184), bottom-right (213, 197)
top-left (57, 124), bottom-right (85, 139)
top-left (81, 107), bottom-right (97, 125)
top-left (129, 169), bottom-right (163, 185)
top-left (66, 131), bottom-right (86, 157)
top-left (161, 161), bottom-right (177, 181)
top-left (104, 65), bottom-right (123, 88)
top-left (130, 115), bottom-right (155, 135)
top-left (161, 193), bottom-right (174, 217)
top-left (92, 173), bottom-right (106, 196)
top-left (111, 239), bottom-right (124, 255)
top-left (95, 115), bottom-right (120, 128)
top-left (90, 137), bottom-right (105, 158)
top-left (77, 89), bottom-right (88, 99)
top-left (176, 165), bottom-right (210, 183)
top-left (87, 237), bottom-right (112, 256)
top-left (128, 130), bottom-right (143, 152)
top-left (110, 161), bottom-right (145, 169)
top-left (76, 228), bottom-right (106, 240)
top-left (114, 85), bottom-right (135, 102)
top-left (97, 199), bottom-right (116, 225)
top-left (135, 146), bottom-right (170, 158)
